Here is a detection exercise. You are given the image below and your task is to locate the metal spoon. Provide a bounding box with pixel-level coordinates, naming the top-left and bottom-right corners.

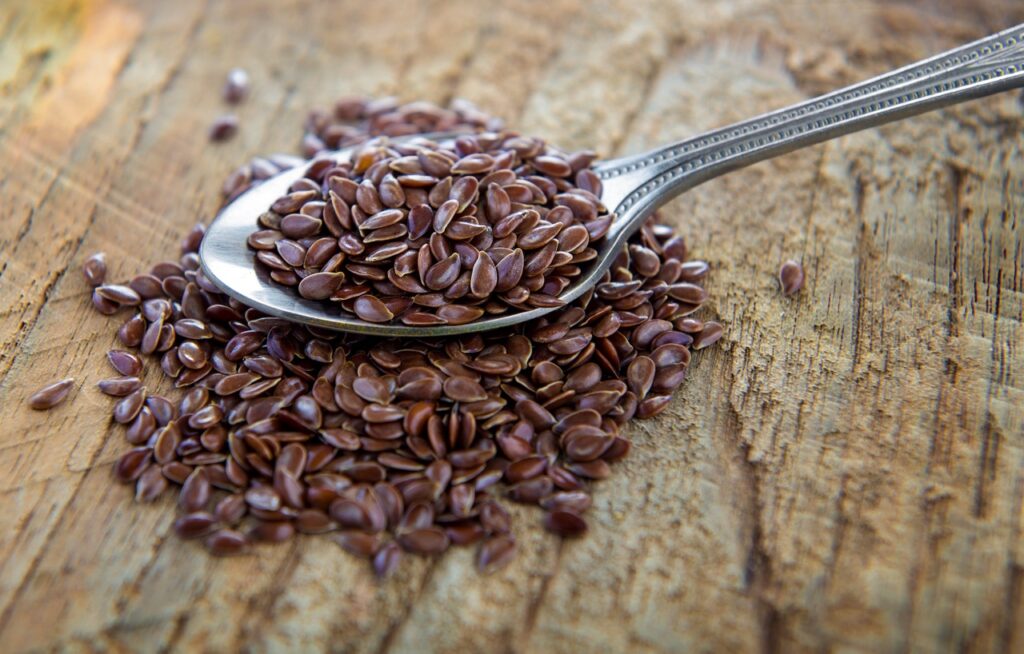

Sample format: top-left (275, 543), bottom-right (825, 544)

top-left (201, 24), bottom-right (1024, 336)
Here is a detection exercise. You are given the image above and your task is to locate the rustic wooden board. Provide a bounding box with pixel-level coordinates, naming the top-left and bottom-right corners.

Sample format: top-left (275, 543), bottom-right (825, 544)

top-left (1, 1), bottom-right (1022, 651)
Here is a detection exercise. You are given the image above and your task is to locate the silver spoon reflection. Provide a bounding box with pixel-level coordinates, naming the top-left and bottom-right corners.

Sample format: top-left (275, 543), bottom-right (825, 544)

top-left (201, 24), bottom-right (1024, 336)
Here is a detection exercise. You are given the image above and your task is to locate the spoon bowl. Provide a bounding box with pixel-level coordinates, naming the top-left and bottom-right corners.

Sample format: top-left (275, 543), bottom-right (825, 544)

top-left (199, 135), bottom-right (604, 337)
top-left (201, 24), bottom-right (1024, 335)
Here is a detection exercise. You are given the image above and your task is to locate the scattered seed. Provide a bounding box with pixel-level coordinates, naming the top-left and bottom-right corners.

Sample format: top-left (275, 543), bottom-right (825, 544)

top-left (373, 541), bottom-right (402, 577)
top-left (113, 388), bottom-right (146, 424)
top-left (97, 376), bottom-right (143, 397)
top-left (107, 350), bottom-right (143, 376)
top-left (334, 530), bottom-right (382, 558)
top-left (209, 114), bottom-right (239, 142)
top-left (250, 521), bottom-right (295, 543)
top-left (477, 534), bottom-right (516, 573)
top-left (397, 527), bottom-right (449, 554)
top-left (215, 494), bottom-right (247, 525)
top-left (180, 468), bottom-right (212, 512)
top-left (96, 284), bottom-right (141, 306)
top-left (27, 378), bottom-right (75, 410)
top-left (174, 512), bottom-right (217, 539)
top-left (779, 259), bottom-right (804, 296)
top-left (692, 321), bottom-right (724, 350)
top-left (82, 252), bottom-right (107, 287)
top-left (136, 465), bottom-right (168, 503)
top-left (543, 510), bottom-right (588, 537)
top-left (205, 529), bottom-right (250, 555)
top-left (114, 447), bottom-right (151, 483)
top-left (223, 68), bottom-right (250, 104)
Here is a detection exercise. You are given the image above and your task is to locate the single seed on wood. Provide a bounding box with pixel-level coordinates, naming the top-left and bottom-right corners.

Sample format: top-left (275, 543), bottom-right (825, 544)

top-left (543, 510), bottom-right (588, 537)
top-left (477, 535), bottom-right (516, 573)
top-left (223, 68), bottom-right (250, 103)
top-left (692, 321), bottom-right (725, 350)
top-left (174, 512), bottom-right (217, 539)
top-left (209, 114), bottom-right (239, 142)
top-left (334, 530), bottom-right (382, 558)
top-left (373, 541), bottom-right (402, 577)
top-left (215, 494), bottom-right (247, 525)
top-left (82, 252), bottom-right (107, 287)
top-left (136, 466), bottom-right (168, 503)
top-left (779, 259), bottom-right (805, 296)
top-left (96, 284), bottom-right (141, 306)
top-left (180, 468), bottom-right (212, 512)
top-left (397, 527), bottom-right (450, 554)
top-left (114, 448), bottom-right (151, 483)
top-left (27, 378), bottom-right (75, 410)
top-left (205, 529), bottom-right (250, 556)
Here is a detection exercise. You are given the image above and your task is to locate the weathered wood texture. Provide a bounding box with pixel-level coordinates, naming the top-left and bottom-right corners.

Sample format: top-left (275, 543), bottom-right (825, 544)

top-left (1, 0), bottom-right (1022, 652)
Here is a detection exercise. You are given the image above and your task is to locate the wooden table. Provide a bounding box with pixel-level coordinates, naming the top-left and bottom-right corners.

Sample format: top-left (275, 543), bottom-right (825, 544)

top-left (2, 1), bottom-right (1022, 651)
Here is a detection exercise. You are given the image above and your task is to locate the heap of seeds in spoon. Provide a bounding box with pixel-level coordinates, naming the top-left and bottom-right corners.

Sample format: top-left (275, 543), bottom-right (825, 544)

top-left (87, 98), bottom-right (723, 575)
top-left (247, 130), bottom-right (612, 325)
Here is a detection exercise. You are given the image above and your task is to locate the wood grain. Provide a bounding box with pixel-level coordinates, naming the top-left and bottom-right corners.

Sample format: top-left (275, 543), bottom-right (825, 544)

top-left (1, 0), bottom-right (1022, 651)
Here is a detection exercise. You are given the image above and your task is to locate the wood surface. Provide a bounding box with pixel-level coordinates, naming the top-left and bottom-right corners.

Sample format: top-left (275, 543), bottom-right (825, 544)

top-left (1, 0), bottom-right (1023, 652)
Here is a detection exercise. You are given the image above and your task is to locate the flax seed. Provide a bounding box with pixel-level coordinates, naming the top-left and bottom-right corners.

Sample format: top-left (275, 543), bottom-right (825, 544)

top-left (85, 98), bottom-right (724, 577)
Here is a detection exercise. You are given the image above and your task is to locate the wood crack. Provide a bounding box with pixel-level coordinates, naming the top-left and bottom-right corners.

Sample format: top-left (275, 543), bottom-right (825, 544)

top-left (160, 609), bottom-right (194, 654)
top-left (0, 203), bottom-right (98, 381)
top-left (239, 541), bottom-right (304, 647)
top-left (111, 526), bottom-right (173, 619)
top-left (973, 410), bottom-right (999, 518)
top-left (821, 473), bottom-right (849, 594)
top-left (0, 455), bottom-right (105, 634)
top-left (520, 539), bottom-right (564, 647)
top-left (0, 165), bottom-right (65, 282)
top-left (946, 163), bottom-right (966, 339)
top-left (147, 0), bottom-right (207, 110)
top-left (375, 561), bottom-right (438, 654)
top-left (998, 473), bottom-right (1024, 652)
top-left (722, 396), bottom-right (782, 654)
top-left (850, 174), bottom-right (867, 369)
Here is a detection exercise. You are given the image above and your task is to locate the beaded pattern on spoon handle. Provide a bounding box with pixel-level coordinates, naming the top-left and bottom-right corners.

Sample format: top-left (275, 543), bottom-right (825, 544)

top-left (596, 25), bottom-right (1024, 215)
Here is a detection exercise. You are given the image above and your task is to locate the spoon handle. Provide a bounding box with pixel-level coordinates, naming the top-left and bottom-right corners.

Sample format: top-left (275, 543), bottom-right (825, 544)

top-left (595, 24), bottom-right (1024, 225)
